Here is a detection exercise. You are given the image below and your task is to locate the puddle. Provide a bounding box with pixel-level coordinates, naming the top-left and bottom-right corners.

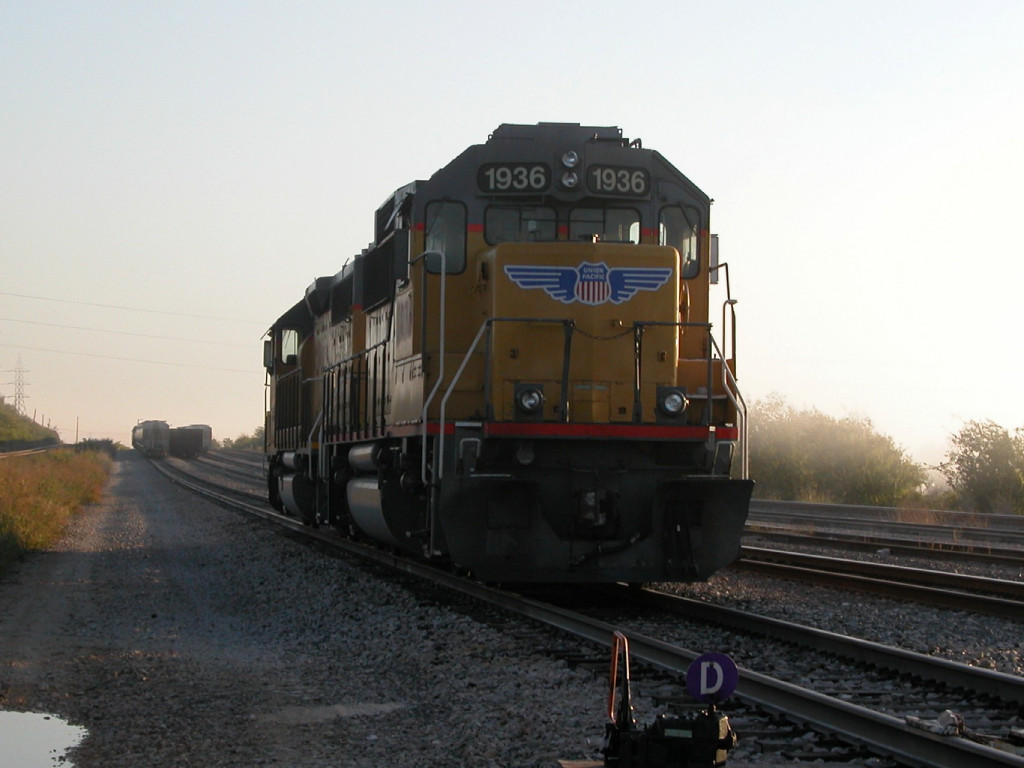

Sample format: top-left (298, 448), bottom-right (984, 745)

top-left (0, 711), bottom-right (87, 767)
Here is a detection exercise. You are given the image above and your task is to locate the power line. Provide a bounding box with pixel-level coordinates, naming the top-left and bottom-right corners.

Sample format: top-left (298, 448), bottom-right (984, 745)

top-left (0, 291), bottom-right (264, 325)
top-left (0, 316), bottom-right (251, 348)
top-left (0, 342), bottom-right (256, 374)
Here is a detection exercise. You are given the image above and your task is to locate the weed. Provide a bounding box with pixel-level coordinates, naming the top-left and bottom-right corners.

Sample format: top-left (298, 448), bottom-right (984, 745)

top-left (0, 450), bottom-right (111, 575)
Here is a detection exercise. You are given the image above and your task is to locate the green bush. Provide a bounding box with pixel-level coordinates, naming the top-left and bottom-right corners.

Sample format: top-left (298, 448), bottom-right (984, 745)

top-left (749, 395), bottom-right (926, 506)
top-left (940, 420), bottom-right (1024, 514)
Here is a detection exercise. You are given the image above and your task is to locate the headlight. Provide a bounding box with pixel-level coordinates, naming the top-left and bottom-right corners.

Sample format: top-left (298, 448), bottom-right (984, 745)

top-left (658, 388), bottom-right (688, 417)
top-left (561, 150), bottom-right (580, 168)
top-left (561, 171), bottom-right (579, 189)
top-left (515, 384), bottom-right (545, 415)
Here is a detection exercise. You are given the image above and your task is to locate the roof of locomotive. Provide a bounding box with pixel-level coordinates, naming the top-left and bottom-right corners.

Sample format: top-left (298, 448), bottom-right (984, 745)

top-left (486, 122), bottom-right (628, 144)
top-left (267, 295), bottom-right (317, 336)
top-left (411, 122), bottom-right (710, 218)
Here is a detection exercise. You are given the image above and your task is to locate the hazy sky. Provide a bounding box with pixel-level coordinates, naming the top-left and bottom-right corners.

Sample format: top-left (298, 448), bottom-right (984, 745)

top-left (2, 1), bottom-right (1022, 464)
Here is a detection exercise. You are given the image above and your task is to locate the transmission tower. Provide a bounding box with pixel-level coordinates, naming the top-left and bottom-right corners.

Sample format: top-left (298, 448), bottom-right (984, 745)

top-left (13, 356), bottom-right (28, 415)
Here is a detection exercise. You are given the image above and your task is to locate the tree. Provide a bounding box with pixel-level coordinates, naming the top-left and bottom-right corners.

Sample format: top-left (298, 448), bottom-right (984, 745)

top-left (222, 426), bottom-right (265, 451)
top-left (939, 420), bottom-right (1024, 514)
top-left (749, 394), bottom-right (926, 505)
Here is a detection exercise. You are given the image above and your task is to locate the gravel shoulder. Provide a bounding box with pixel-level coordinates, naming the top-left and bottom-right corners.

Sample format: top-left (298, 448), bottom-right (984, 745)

top-left (0, 453), bottom-right (610, 767)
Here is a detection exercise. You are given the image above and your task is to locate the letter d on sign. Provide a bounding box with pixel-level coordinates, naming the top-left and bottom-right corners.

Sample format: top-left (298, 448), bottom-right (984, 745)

top-left (700, 661), bottom-right (724, 696)
top-left (686, 653), bottom-right (738, 704)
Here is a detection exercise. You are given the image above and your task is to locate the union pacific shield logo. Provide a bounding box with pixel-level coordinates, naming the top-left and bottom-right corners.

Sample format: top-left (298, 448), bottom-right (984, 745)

top-left (504, 262), bottom-right (673, 306)
top-left (576, 262), bottom-right (611, 305)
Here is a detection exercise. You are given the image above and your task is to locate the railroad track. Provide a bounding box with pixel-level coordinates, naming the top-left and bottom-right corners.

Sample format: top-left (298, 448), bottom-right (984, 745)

top-left (202, 449), bottom-right (264, 471)
top-left (0, 443), bottom-right (65, 459)
top-left (751, 500), bottom-right (1024, 530)
top-left (151, 455), bottom-right (1024, 767)
top-left (744, 525), bottom-right (1024, 568)
top-left (617, 585), bottom-right (1024, 705)
top-left (188, 453), bottom-right (266, 486)
top-left (749, 502), bottom-right (1024, 550)
top-left (733, 547), bottom-right (1024, 618)
top-left (162, 455), bottom-right (266, 504)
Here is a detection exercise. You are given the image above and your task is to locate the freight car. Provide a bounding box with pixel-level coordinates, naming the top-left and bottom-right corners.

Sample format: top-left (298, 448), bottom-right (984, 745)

top-left (132, 420), bottom-right (170, 458)
top-left (185, 424), bottom-right (213, 453)
top-left (263, 123), bottom-right (753, 583)
top-left (169, 426), bottom-right (205, 459)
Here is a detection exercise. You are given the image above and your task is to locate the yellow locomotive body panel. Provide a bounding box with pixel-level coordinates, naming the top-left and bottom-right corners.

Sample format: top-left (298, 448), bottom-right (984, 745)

top-left (484, 242), bottom-right (680, 424)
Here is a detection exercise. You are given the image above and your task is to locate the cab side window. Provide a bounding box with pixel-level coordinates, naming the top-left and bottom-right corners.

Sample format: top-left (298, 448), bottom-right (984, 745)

top-left (659, 205), bottom-right (700, 278)
top-left (281, 329), bottom-right (299, 365)
top-left (424, 201), bottom-right (466, 273)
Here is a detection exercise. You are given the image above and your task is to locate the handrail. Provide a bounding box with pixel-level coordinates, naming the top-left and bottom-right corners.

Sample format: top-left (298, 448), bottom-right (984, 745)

top-left (273, 368), bottom-right (304, 448)
top-left (712, 261), bottom-right (744, 477)
top-left (307, 410), bottom-right (323, 481)
top-left (711, 261), bottom-right (737, 370)
top-left (411, 250), bottom-right (447, 486)
top-left (435, 316), bottom-right (574, 483)
top-left (723, 297), bottom-right (737, 376)
top-left (323, 338), bottom-right (387, 439)
top-left (435, 319), bottom-right (491, 483)
top-left (633, 321), bottom-right (747, 479)
top-left (632, 320), bottom-right (714, 424)
top-left (607, 630), bottom-right (635, 730)
top-left (432, 316), bottom-right (746, 482)
top-left (411, 250), bottom-right (448, 557)
top-left (709, 334), bottom-right (748, 479)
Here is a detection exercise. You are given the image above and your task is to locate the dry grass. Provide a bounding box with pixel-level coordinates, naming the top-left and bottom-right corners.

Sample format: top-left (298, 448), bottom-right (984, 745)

top-left (0, 450), bottom-right (111, 572)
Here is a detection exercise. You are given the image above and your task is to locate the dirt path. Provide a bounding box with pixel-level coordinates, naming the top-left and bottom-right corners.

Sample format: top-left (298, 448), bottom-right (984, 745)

top-left (0, 452), bottom-right (608, 767)
top-left (0, 453), bottom-right (280, 764)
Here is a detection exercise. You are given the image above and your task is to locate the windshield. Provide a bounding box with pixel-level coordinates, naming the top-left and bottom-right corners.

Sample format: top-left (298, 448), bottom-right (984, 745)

top-left (569, 207), bottom-right (640, 243)
top-left (484, 206), bottom-right (557, 244)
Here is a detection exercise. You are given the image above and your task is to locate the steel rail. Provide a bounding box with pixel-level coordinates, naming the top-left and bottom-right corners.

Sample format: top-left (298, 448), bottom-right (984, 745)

top-left (0, 444), bottom-right (64, 459)
top-left (200, 451), bottom-right (263, 470)
top-left (750, 500), bottom-right (1024, 532)
top-left (150, 458), bottom-right (296, 523)
top-left (740, 546), bottom-right (1024, 598)
top-left (749, 509), bottom-right (1024, 547)
top-left (744, 526), bottom-right (1024, 567)
top-left (730, 558), bottom-right (1024, 619)
top-left (152, 458), bottom-right (1024, 767)
top-left (622, 586), bottom-right (1024, 705)
top-left (185, 454), bottom-right (267, 487)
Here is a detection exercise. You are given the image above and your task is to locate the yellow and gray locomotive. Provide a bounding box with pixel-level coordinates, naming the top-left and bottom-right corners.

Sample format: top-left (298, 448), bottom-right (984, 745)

top-left (264, 123), bottom-right (752, 582)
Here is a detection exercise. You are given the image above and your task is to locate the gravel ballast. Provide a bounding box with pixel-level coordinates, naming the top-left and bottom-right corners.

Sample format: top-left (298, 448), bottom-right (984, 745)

top-left (2, 453), bottom-right (1021, 766)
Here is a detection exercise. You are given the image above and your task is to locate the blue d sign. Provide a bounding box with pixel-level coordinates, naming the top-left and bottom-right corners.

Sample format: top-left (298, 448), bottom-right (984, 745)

top-left (685, 653), bottom-right (738, 703)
